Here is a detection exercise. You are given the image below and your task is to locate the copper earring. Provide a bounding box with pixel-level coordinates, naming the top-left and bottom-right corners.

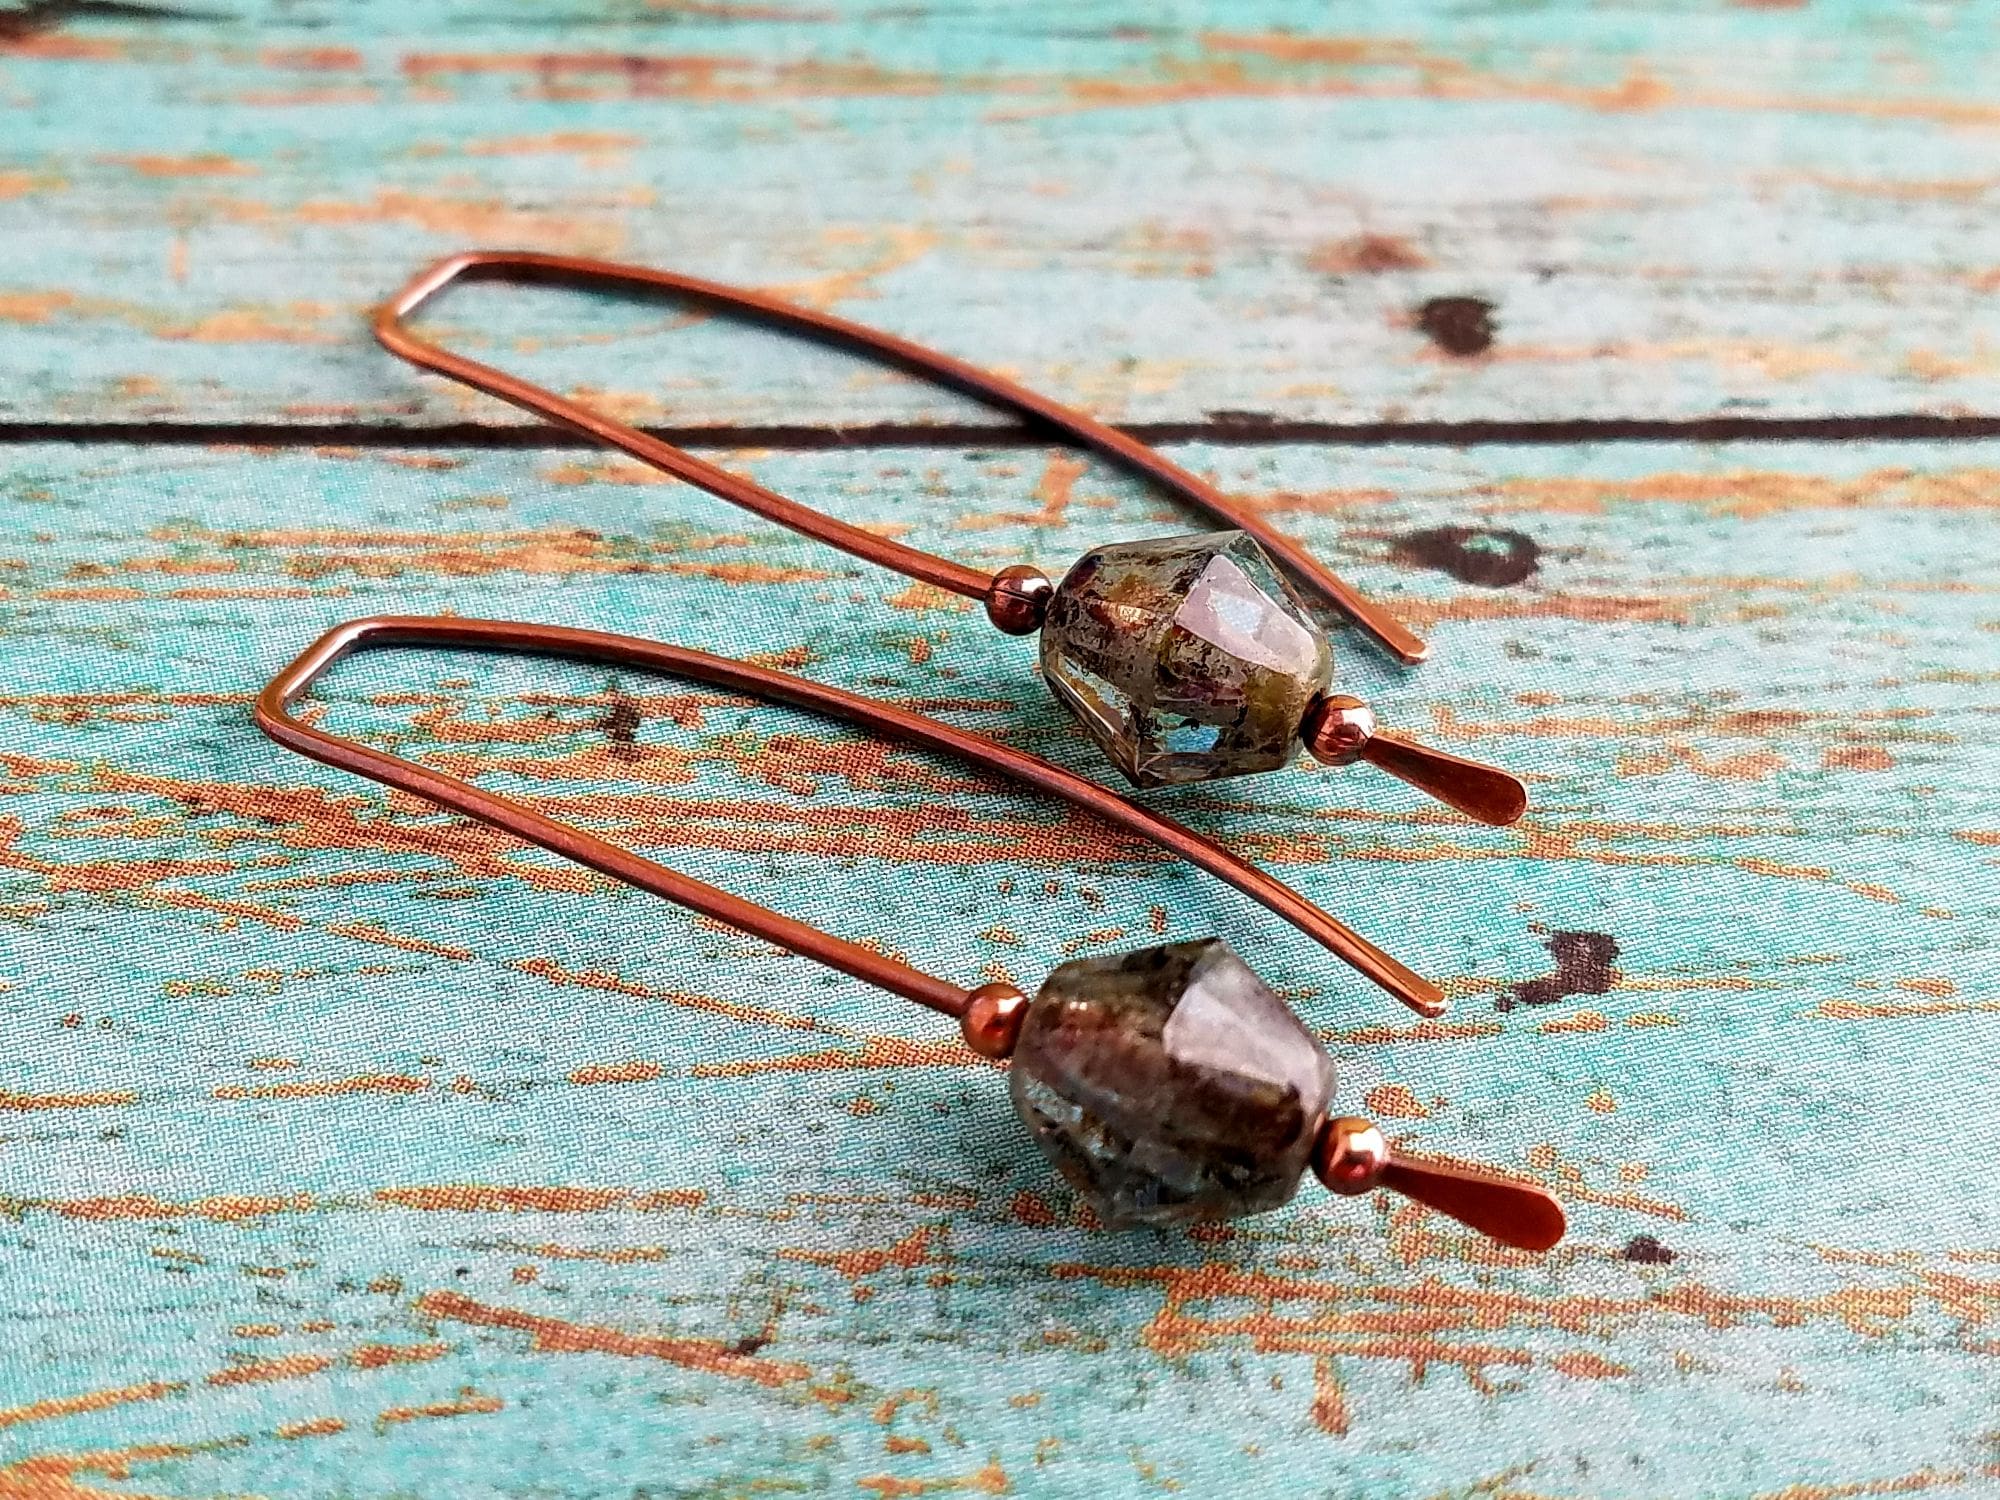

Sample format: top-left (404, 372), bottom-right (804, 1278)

top-left (256, 614), bottom-right (1563, 1251)
top-left (375, 253), bottom-right (1526, 825)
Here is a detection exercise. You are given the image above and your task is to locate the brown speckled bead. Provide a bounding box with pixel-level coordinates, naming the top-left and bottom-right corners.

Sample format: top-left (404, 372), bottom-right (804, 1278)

top-left (1038, 531), bottom-right (1332, 787)
top-left (1008, 939), bottom-right (1336, 1226)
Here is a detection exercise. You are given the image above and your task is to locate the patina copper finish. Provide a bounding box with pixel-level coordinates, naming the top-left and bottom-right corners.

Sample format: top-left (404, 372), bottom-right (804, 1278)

top-left (374, 250), bottom-right (1430, 665)
top-left (256, 615), bottom-right (1446, 1018)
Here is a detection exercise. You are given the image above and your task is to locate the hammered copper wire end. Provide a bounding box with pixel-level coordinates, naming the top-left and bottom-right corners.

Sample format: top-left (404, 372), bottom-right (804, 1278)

top-left (1302, 694), bottom-right (1528, 827)
top-left (1313, 1113), bottom-right (1567, 1252)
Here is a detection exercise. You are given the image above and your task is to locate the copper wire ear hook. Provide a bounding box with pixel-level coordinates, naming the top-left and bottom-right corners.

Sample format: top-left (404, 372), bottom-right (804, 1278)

top-left (256, 615), bottom-right (1447, 1018)
top-left (374, 251), bottom-right (1430, 666)
top-left (258, 617), bottom-right (1572, 1250)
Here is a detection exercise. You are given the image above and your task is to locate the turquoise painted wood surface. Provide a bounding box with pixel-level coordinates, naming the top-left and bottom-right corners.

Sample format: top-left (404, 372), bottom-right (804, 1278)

top-left (0, 439), bottom-right (1995, 1497)
top-left (3, 1), bottom-right (2000, 427)
top-left (4, 2), bottom-right (2000, 1496)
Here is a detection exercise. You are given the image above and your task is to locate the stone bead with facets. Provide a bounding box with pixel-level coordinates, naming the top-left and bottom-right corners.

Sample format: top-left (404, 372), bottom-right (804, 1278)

top-left (1008, 939), bottom-right (1336, 1226)
top-left (1038, 530), bottom-right (1333, 787)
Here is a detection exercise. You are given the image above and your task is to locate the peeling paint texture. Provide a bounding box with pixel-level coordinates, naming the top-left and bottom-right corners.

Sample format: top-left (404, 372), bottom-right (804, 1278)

top-left (1, 2), bottom-right (1998, 1498)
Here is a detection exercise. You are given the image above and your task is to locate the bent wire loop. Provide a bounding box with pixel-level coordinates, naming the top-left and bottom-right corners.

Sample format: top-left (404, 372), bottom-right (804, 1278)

top-left (374, 251), bottom-right (1431, 665)
top-left (257, 615), bottom-right (1447, 1019)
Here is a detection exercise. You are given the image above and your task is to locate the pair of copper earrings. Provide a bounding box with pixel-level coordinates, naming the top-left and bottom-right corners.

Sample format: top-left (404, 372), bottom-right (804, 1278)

top-left (255, 252), bottom-right (1562, 1251)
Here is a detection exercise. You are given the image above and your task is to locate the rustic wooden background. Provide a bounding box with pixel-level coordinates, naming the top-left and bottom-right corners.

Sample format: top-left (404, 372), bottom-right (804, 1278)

top-left (1, 3), bottom-right (1996, 1497)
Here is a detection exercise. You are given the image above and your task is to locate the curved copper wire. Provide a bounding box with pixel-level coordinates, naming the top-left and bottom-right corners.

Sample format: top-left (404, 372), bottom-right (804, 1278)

top-left (256, 616), bottom-right (1447, 1020)
top-left (374, 251), bottom-right (1430, 664)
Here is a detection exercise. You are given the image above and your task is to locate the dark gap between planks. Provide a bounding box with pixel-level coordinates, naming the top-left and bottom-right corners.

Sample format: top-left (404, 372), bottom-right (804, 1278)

top-left (1, 414), bottom-right (1998, 452)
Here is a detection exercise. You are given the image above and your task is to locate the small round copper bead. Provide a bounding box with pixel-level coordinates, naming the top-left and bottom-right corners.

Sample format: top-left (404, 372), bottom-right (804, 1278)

top-left (984, 565), bottom-right (1053, 636)
top-left (1313, 1115), bottom-right (1389, 1196)
top-left (1302, 694), bottom-right (1376, 767)
top-left (960, 982), bottom-right (1030, 1059)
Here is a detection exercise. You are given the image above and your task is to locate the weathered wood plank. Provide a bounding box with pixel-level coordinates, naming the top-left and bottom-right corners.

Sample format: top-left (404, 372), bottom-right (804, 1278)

top-left (0, 439), bottom-right (1993, 1496)
top-left (3, 0), bottom-right (1998, 427)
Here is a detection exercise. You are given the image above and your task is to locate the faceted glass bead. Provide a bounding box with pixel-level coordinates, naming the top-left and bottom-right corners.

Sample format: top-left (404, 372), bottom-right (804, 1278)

top-left (1008, 939), bottom-right (1336, 1226)
top-left (1038, 530), bottom-right (1333, 787)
